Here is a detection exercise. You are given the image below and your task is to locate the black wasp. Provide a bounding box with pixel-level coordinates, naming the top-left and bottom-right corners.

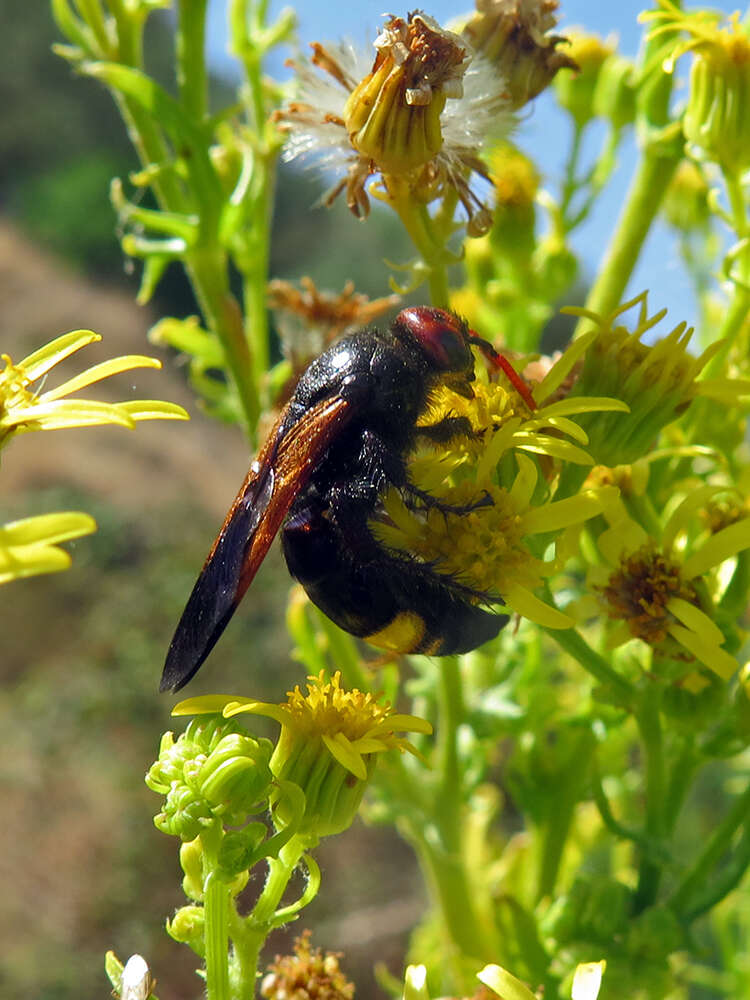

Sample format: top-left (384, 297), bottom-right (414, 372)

top-left (161, 306), bottom-right (535, 692)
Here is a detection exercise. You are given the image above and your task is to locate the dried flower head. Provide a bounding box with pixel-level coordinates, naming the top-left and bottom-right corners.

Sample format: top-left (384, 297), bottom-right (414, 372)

top-left (462, 0), bottom-right (577, 109)
top-left (275, 11), bottom-right (514, 234)
top-left (261, 932), bottom-right (354, 1000)
top-left (268, 278), bottom-right (399, 372)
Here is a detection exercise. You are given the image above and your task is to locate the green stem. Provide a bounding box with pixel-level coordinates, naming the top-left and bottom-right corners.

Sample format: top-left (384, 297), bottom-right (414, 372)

top-left (201, 822), bottom-right (231, 1000)
top-left (663, 740), bottom-right (698, 837)
top-left (387, 183), bottom-right (451, 307)
top-left (669, 781), bottom-right (750, 919)
top-left (408, 660), bottom-right (498, 967)
top-left (176, 0), bottom-right (209, 122)
top-left (573, 137), bottom-right (681, 338)
top-left (185, 248), bottom-right (259, 436)
top-left (560, 123), bottom-right (584, 225)
top-left (544, 621), bottom-right (633, 703)
top-left (633, 690), bottom-right (666, 913)
top-left (536, 728), bottom-right (594, 901)
top-left (239, 835), bottom-right (308, 989)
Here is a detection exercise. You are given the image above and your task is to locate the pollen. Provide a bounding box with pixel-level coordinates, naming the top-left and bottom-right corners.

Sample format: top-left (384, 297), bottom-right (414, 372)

top-left (376, 481), bottom-right (545, 597)
top-left (599, 544), bottom-right (697, 645)
top-left (284, 670), bottom-right (394, 742)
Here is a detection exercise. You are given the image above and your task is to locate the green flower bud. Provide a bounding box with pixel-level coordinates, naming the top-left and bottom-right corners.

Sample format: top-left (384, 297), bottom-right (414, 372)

top-left (543, 875), bottom-right (630, 945)
top-left (145, 718), bottom-right (274, 840)
top-left (487, 145), bottom-right (539, 260)
top-left (270, 726), bottom-right (374, 839)
top-left (168, 905), bottom-right (205, 955)
top-left (554, 30), bottom-right (615, 129)
top-left (180, 838), bottom-right (204, 902)
top-left (195, 732), bottom-right (274, 817)
top-left (217, 825), bottom-right (268, 880)
top-left (662, 160), bottom-right (711, 232)
top-left (627, 906), bottom-right (684, 961)
top-left (683, 29), bottom-right (750, 173)
top-left (643, 6), bottom-right (750, 172)
top-left (592, 52), bottom-right (636, 130)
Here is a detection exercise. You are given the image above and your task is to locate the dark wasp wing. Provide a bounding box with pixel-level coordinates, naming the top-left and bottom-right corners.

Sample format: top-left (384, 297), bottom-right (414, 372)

top-left (160, 395), bottom-right (353, 692)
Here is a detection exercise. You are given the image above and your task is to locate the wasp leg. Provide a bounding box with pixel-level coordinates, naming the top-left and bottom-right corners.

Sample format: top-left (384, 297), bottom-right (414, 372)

top-left (402, 482), bottom-right (493, 516)
top-left (417, 415), bottom-right (480, 444)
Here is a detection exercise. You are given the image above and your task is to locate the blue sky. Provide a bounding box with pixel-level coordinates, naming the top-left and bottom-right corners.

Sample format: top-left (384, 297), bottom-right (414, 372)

top-left (204, 0), bottom-right (740, 333)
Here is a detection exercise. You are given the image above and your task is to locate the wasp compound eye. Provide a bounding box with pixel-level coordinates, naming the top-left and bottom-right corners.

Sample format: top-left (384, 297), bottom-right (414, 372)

top-left (395, 306), bottom-right (473, 373)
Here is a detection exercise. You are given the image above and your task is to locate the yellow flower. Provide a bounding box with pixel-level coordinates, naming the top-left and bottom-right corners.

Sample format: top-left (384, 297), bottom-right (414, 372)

top-left (641, 1), bottom-right (750, 172)
top-left (589, 488), bottom-right (750, 683)
top-left (0, 329), bottom-right (188, 448)
top-left (175, 671), bottom-right (431, 839)
top-left (553, 29), bottom-right (616, 129)
top-left (0, 511), bottom-right (96, 584)
top-left (563, 291), bottom-right (750, 466)
top-left (274, 11), bottom-right (513, 233)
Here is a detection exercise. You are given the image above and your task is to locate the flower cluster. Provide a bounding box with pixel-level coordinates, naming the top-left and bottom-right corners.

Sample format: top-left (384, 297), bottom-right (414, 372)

top-left (174, 671), bottom-right (431, 841)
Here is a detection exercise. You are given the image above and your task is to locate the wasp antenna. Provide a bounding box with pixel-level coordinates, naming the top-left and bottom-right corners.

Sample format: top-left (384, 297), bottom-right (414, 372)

top-left (468, 334), bottom-right (537, 411)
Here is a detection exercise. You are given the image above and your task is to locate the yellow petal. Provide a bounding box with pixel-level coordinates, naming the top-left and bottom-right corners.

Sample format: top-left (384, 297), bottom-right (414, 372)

top-left (476, 419), bottom-right (522, 481)
top-left (598, 519), bottom-right (648, 565)
top-left (522, 488), bottom-right (613, 536)
top-left (503, 582), bottom-right (575, 628)
top-left (535, 396), bottom-right (629, 418)
top-left (682, 518), bottom-right (750, 579)
top-left (572, 961), bottom-right (606, 1000)
top-left (18, 330), bottom-right (100, 381)
top-left (6, 399), bottom-right (136, 431)
top-left (368, 713), bottom-right (433, 735)
top-left (525, 414), bottom-right (589, 444)
top-left (0, 546), bottom-right (72, 584)
top-left (351, 737), bottom-right (390, 754)
top-left (533, 328), bottom-right (597, 403)
top-left (477, 964), bottom-right (537, 1000)
top-left (322, 732), bottom-right (367, 780)
top-left (38, 356), bottom-right (162, 401)
top-left (667, 597), bottom-right (725, 647)
top-left (662, 484), bottom-right (725, 554)
top-left (509, 452), bottom-right (538, 509)
top-left (171, 695), bottom-right (245, 716)
top-left (514, 433), bottom-right (593, 465)
top-left (667, 624), bottom-right (737, 680)
top-left (118, 400), bottom-right (190, 421)
top-left (0, 511), bottom-right (96, 547)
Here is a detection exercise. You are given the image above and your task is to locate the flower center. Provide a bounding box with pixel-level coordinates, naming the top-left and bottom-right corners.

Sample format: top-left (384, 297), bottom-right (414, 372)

top-left (0, 355), bottom-right (34, 419)
top-left (285, 672), bottom-right (392, 742)
top-left (600, 545), bottom-right (697, 644)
